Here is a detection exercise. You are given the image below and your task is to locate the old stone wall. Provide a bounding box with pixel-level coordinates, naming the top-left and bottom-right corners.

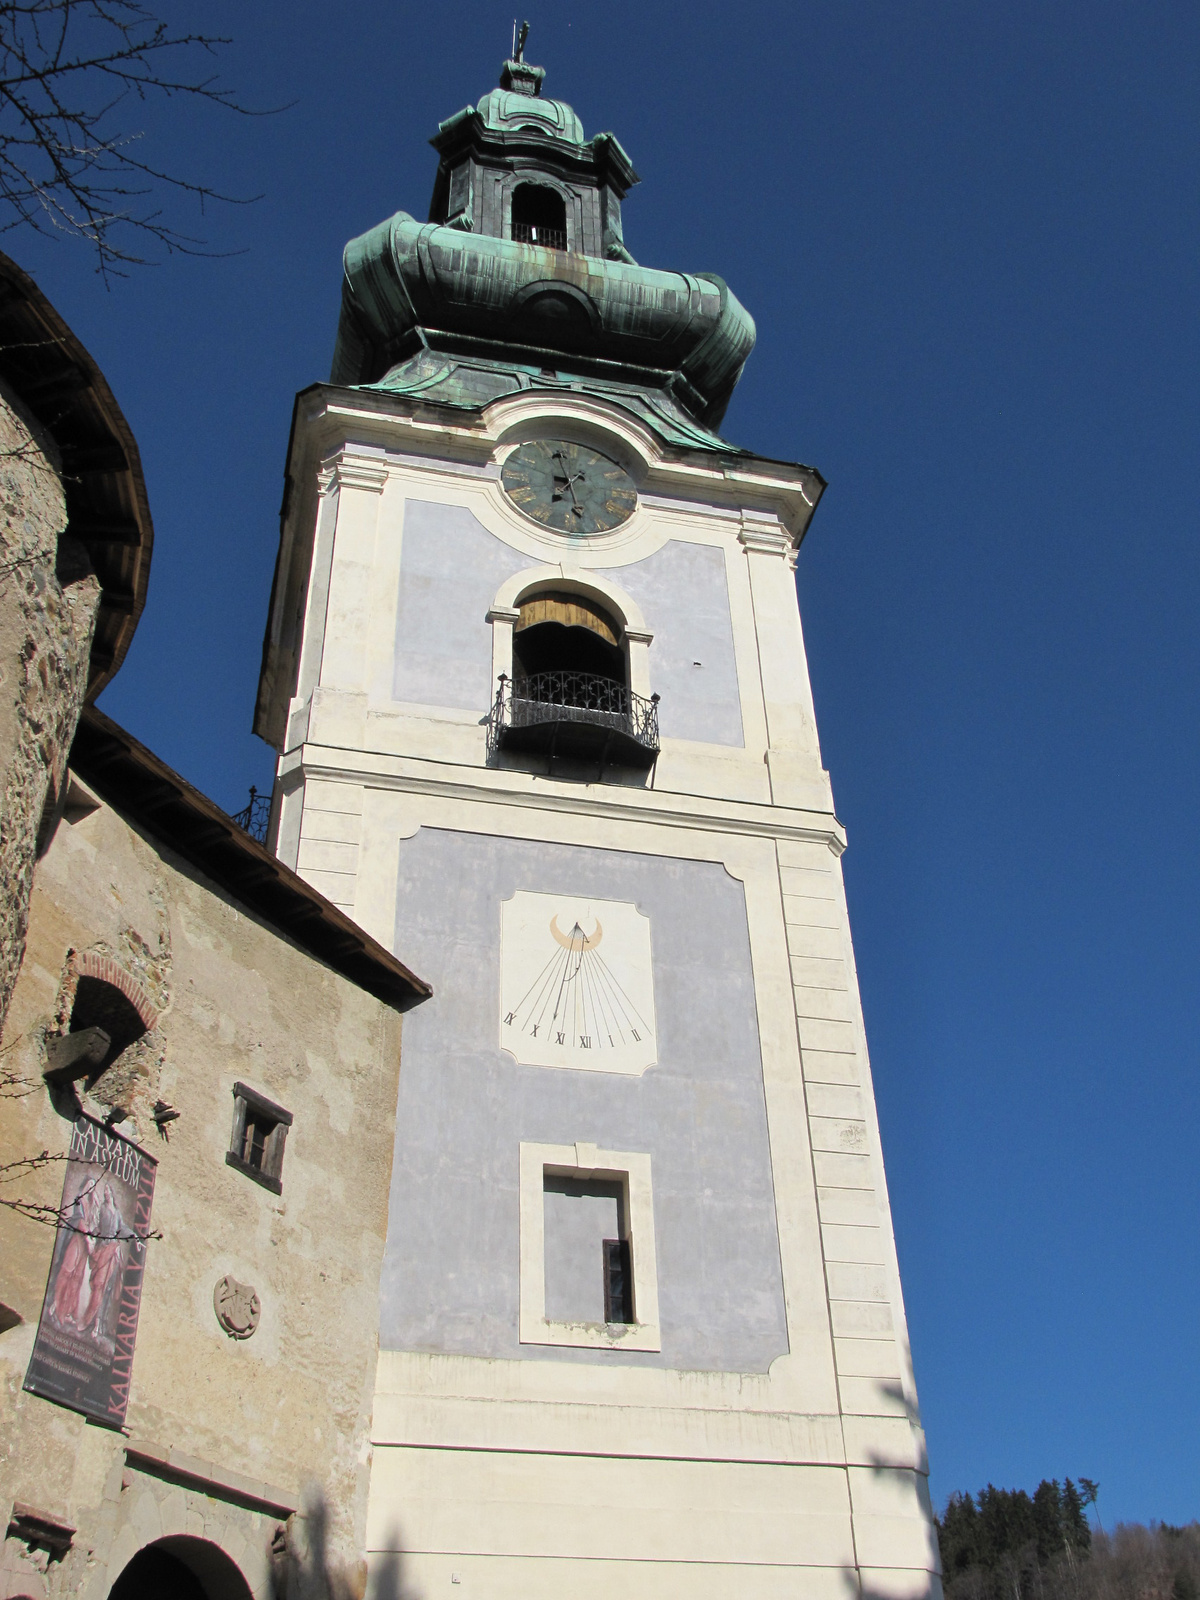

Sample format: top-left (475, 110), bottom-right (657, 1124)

top-left (0, 378), bottom-right (101, 1034)
top-left (0, 785), bottom-right (405, 1599)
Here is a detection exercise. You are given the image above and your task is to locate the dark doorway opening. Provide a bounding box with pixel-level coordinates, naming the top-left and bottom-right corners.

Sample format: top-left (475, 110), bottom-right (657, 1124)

top-left (107, 1536), bottom-right (253, 1600)
top-left (109, 1545), bottom-right (208, 1600)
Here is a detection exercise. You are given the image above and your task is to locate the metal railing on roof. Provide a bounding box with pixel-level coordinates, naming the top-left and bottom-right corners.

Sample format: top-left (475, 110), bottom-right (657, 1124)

top-left (231, 785), bottom-right (271, 845)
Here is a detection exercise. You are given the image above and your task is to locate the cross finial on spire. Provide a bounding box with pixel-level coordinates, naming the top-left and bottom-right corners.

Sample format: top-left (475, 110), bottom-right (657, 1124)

top-left (500, 20), bottom-right (544, 96)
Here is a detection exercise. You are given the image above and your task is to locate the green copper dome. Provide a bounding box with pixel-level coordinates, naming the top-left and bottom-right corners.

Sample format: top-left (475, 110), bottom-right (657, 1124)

top-left (472, 87), bottom-right (585, 146)
top-left (330, 45), bottom-right (756, 436)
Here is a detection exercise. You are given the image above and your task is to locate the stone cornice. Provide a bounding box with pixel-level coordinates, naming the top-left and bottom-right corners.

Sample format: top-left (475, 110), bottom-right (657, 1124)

top-left (320, 454), bottom-right (389, 495)
top-left (738, 523), bottom-right (795, 560)
top-left (282, 742), bottom-right (846, 855)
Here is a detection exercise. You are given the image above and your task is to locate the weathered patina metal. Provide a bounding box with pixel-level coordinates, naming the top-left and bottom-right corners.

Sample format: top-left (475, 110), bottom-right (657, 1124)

top-left (331, 56), bottom-right (757, 433)
top-left (361, 349), bottom-right (746, 456)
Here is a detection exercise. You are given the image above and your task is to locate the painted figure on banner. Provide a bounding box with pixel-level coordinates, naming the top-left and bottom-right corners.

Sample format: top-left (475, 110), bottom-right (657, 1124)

top-left (25, 1114), bottom-right (156, 1425)
top-left (48, 1168), bottom-right (138, 1355)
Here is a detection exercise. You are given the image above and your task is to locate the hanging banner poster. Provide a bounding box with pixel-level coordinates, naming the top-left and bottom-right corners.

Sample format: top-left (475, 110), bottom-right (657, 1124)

top-left (24, 1113), bottom-right (157, 1427)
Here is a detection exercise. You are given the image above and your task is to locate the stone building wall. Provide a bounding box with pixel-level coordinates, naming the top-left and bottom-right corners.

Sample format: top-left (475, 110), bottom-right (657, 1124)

top-left (0, 379), bottom-right (100, 1033)
top-left (0, 782), bottom-right (406, 1599)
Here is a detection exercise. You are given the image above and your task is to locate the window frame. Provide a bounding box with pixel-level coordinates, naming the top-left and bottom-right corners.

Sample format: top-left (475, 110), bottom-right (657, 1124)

top-left (519, 1140), bottom-right (661, 1352)
top-left (226, 1081), bottom-right (293, 1194)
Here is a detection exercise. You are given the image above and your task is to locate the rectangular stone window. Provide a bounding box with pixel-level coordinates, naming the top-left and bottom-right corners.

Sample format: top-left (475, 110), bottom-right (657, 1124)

top-left (519, 1141), bottom-right (659, 1352)
top-left (226, 1081), bottom-right (292, 1194)
top-left (543, 1174), bottom-right (631, 1324)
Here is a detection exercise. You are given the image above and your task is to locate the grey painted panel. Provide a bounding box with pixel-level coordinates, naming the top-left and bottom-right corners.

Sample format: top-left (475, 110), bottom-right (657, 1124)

top-left (391, 502), bottom-right (744, 747)
top-left (384, 828), bottom-right (787, 1372)
top-left (544, 1177), bottom-right (622, 1324)
top-left (392, 499), bottom-right (525, 710)
top-left (614, 540), bottom-right (744, 747)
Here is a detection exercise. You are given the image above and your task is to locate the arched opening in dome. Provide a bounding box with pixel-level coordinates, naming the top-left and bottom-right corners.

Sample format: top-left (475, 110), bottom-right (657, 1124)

top-left (511, 184), bottom-right (567, 250)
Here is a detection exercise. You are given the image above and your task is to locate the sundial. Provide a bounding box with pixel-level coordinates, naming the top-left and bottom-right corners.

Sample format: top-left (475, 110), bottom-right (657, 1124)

top-left (499, 891), bottom-right (657, 1074)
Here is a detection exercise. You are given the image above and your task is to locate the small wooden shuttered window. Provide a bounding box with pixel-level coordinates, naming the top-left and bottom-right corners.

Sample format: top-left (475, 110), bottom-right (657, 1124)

top-left (226, 1081), bottom-right (293, 1194)
top-left (603, 1238), bottom-right (634, 1324)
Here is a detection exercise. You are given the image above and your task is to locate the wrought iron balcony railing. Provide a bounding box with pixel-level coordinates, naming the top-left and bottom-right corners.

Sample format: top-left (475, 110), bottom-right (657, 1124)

top-left (231, 785), bottom-right (271, 844)
top-left (487, 672), bottom-right (660, 772)
top-left (511, 222), bottom-right (567, 251)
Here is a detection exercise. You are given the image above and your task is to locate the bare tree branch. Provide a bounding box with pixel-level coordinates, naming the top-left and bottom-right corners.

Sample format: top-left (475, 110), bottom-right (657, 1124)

top-left (0, 0), bottom-right (275, 278)
top-left (0, 1147), bottom-right (160, 1237)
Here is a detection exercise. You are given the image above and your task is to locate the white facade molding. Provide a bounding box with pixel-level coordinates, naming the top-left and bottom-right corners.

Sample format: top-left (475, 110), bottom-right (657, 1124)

top-left (519, 1141), bottom-right (661, 1353)
top-left (323, 453), bottom-right (389, 495)
top-left (284, 743), bottom-right (847, 854)
top-left (490, 564), bottom-right (651, 636)
top-left (296, 392), bottom-right (824, 538)
top-left (739, 521), bottom-right (796, 561)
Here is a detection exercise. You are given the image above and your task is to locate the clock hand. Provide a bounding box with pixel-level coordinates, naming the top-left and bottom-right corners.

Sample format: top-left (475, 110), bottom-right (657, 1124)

top-left (552, 451), bottom-right (587, 513)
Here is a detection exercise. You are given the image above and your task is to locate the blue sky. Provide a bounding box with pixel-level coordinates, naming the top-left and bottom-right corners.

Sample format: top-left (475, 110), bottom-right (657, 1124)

top-left (16, 0), bottom-right (1199, 1527)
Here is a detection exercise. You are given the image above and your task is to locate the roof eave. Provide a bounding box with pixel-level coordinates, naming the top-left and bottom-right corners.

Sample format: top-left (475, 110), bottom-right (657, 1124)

top-left (70, 706), bottom-right (431, 1012)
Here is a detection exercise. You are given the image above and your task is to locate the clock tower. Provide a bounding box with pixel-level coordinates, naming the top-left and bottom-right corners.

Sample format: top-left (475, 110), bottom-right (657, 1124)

top-left (256, 38), bottom-right (940, 1600)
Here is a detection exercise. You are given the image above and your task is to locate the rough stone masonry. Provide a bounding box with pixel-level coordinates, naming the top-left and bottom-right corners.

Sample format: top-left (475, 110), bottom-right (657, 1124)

top-left (0, 379), bottom-right (100, 1031)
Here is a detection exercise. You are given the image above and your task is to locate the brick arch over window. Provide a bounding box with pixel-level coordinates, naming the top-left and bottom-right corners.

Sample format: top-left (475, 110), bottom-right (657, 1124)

top-left (56, 947), bottom-right (160, 1049)
top-left (70, 951), bottom-right (158, 1030)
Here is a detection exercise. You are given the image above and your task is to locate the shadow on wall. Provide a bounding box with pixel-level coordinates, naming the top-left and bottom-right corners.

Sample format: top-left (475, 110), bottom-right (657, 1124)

top-left (839, 1561), bottom-right (943, 1600)
top-left (366, 1542), bottom-right (406, 1600)
top-left (833, 1377), bottom-right (942, 1600)
top-left (284, 1497), bottom-right (411, 1600)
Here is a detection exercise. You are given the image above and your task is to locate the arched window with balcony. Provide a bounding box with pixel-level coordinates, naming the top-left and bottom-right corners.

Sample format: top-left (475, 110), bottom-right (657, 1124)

top-left (511, 183), bottom-right (568, 251)
top-left (488, 588), bottom-right (659, 775)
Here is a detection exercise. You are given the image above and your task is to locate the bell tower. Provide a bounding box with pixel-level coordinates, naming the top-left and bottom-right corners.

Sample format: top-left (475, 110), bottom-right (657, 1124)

top-left (256, 38), bottom-right (940, 1600)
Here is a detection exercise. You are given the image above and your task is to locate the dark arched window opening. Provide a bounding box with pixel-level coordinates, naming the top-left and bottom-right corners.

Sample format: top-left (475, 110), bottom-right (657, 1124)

top-left (69, 977), bottom-right (147, 1077)
top-left (512, 591), bottom-right (625, 687)
top-left (511, 184), bottom-right (567, 250)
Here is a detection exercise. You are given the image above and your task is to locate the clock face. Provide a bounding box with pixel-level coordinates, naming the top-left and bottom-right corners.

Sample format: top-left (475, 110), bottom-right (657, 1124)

top-left (500, 891), bottom-right (657, 1075)
top-left (501, 439), bottom-right (637, 535)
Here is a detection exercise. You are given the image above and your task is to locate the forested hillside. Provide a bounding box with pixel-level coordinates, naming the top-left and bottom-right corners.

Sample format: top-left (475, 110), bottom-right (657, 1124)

top-left (937, 1482), bottom-right (1199, 1600)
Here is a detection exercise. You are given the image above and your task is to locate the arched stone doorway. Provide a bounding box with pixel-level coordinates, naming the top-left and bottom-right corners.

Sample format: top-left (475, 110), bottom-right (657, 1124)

top-left (107, 1536), bottom-right (253, 1600)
